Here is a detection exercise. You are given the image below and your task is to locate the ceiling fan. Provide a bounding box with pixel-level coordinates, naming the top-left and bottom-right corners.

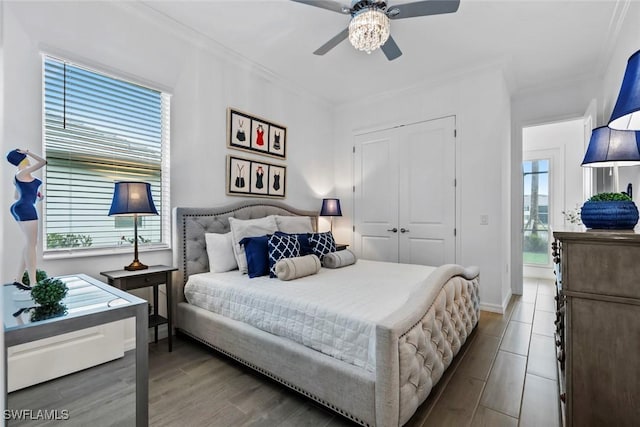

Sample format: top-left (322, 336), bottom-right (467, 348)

top-left (291, 0), bottom-right (460, 61)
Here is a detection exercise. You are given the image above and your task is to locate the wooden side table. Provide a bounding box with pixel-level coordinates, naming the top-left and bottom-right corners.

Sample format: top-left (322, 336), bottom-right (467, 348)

top-left (335, 243), bottom-right (349, 251)
top-left (100, 265), bottom-right (177, 352)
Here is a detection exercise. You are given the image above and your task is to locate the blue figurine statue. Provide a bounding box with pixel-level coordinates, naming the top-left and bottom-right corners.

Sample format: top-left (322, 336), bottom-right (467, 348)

top-left (6, 149), bottom-right (46, 298)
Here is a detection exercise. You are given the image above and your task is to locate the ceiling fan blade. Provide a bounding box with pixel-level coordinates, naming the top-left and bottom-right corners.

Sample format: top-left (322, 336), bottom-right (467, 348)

top-left (381, 36), bottom-right (402, 61)
top-left (290, 0), bottom-right (351, 15)
top-left (313, 27), bottom-right (349, 55)
top-left (387, 0), bottom-right (460, 19)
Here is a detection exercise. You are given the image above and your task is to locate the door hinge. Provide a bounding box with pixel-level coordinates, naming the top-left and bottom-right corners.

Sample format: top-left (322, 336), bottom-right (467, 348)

top-left (454, 129), bottom-right (457, 137)
top-left (454, 178), bottom-right (457, 187)
top-left (353, 185), bottom-right (355, 193)
top-left (353, 146), bottom-right (355, 154)
top-left (353, 225), bottom-right (355, 232)
top-left (454, 228), bottom-right (457, 236)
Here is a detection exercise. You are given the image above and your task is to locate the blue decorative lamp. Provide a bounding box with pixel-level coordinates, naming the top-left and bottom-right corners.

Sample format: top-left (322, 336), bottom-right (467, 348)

top-left (108, 182), bottom-right (158, 270)
top-left (320, 198), bottom-right (342, 233)
top-left (581, 127), bottom-right (640, 229)
top-left (581, 126), bottom-right (640, 192)
top-left (609, 50), bottom-right (640, 131)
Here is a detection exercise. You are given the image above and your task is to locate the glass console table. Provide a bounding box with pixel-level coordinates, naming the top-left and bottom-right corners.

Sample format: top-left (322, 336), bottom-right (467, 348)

top-left (3, 274), bottom-right (148, 426)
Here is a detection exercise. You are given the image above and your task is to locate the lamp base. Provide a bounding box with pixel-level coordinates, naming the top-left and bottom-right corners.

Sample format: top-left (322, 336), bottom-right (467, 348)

top-left (124, 260), bottom-right (148, 271)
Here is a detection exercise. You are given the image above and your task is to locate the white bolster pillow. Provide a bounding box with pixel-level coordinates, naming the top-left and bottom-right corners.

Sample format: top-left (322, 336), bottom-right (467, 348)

top-left (322, 249), bottom-right (357, 269)
top-left (275, 254), bottom-right (321, 281)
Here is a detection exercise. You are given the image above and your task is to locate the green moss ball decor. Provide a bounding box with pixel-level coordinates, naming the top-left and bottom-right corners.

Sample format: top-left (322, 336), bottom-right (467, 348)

top-left (581, 192), bottom-right (639, 229)
top-left (31, 277), bottom-right (68, 306)
top-left (30, 303), bottom-right (68, 322)
top-left (21, 269), bottom-right (48, 286)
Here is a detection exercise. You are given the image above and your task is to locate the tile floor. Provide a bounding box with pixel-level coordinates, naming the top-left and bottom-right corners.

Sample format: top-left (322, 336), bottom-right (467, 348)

top-left (8, 277), bottom-right (562, 427)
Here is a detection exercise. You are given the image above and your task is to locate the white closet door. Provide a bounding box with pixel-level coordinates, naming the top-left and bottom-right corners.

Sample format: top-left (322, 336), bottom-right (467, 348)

top-left (398, 116), bottom-right (456, 265)
top-left (353, 129), bottom-right (400, 262)
top-left (354, 116), bottom-right (456, 265)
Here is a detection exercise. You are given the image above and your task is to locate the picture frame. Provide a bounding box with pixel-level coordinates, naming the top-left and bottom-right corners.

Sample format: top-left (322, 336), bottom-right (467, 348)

top-left (227, 155), bottom-right (286, 198)
top-left (227, 108), bottom-right (287, 159)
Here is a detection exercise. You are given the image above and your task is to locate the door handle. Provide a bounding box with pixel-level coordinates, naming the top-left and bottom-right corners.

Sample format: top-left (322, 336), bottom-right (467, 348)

top-left (400, 228), bottom-right (410, 233)
top-left (387, 228), bottom-right (398, 233)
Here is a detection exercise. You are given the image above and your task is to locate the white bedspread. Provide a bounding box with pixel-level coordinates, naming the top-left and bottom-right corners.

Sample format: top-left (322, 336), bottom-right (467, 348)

top-left (184, 259), bottom-right (437, 372)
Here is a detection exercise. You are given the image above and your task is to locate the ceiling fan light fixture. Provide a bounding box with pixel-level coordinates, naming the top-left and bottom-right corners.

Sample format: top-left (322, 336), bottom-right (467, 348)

top-left (348, 8), bottom-right (390, 54)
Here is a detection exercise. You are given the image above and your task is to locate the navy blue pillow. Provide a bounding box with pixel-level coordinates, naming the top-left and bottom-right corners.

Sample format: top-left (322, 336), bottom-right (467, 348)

top-left (274, 231), bottom-right (313, 255)
top-left (240, 235), bottom-right (270, 278)
top-left (268, 234), bottom-right (301, 278)
top-left (308, 231), bottom-right (336, 260)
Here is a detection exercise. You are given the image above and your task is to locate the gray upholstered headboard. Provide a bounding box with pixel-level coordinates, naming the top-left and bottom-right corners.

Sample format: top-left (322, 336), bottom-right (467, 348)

top-left (172, 200), bottom-right (318, 303)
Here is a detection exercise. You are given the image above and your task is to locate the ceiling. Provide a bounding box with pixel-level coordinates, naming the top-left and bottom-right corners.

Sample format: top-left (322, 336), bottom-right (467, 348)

top-left (141, 0), bottom-right (623, 105)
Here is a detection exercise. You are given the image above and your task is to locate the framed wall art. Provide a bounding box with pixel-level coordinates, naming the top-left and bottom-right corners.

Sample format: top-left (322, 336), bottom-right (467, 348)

top-left (227, 108), bottom-right (287, 159)
top-left (227, 155), bottom-right (286, 199)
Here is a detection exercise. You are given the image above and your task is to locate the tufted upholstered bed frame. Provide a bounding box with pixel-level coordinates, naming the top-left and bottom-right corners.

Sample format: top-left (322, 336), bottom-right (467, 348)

top-left (172, 200), bottom-right (480, 426)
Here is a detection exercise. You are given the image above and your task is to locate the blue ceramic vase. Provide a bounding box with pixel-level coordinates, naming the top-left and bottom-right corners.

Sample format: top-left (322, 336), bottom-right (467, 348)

top-left (580, 200), bottom-right (639, 229)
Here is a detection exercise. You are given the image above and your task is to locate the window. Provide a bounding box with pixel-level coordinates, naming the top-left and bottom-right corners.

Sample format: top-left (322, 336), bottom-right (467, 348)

top-left (523, 159), bottom-right (550, 265)
top-left (43, 55), bottom-right (170, 254)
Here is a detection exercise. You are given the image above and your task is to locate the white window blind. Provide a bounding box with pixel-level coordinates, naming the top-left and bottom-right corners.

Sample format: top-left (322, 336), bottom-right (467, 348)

top-left (43, 55), bottom-right (170, 253)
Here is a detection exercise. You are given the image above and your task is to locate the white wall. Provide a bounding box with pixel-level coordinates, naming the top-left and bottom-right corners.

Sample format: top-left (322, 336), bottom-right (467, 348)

top-left (334, 66), bottom-right (512, 313)
top-left (1, 1), bottom-right (334, 282)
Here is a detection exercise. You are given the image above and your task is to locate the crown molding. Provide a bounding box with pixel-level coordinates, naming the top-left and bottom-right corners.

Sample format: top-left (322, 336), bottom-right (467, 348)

top-left (594, 0), bottom-right (631, 79)
top-left (113, 1), bottom-right (334, 109)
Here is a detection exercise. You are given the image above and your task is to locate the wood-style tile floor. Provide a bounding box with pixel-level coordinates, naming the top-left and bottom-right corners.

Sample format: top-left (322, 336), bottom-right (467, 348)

top-left (8, 278), bottom-right (561, 427)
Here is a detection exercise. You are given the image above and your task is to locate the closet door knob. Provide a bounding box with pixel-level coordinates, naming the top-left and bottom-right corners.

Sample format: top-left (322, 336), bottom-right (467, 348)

top-left (387, 228), bottom-right (398, 233)
top-left (400, 228), bottom-right (409, 233)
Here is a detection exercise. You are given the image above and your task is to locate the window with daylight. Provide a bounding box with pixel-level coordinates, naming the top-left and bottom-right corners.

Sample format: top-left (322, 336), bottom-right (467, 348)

top-left (43, 55), bottom-right (171, 254)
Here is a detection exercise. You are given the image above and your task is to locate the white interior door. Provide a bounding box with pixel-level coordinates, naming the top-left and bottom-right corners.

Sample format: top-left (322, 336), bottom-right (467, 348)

top-left (354, 116), bottom-right (456, 265)
top-left (398, 117), bottom-right (456, 265)
top-left (353, 129), bottom-right (400, 262)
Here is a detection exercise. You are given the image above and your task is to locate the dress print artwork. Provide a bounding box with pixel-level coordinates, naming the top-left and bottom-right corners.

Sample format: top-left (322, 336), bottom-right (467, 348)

top-left (250, 162), bottom-right (269, 195)
top-left (268, 165), bottom-right (285, 197)
top-left (229, 111), bottom-right (251, 148)
top-left (251, 119), bottom-right (270, 153)
top-left (269, 125), bottom-right (286, 157)
top-left (228, 157), bottom-right (251, 194)
top-left (227, 108), bottom-right (287, 159)
top-left (227, 155), bottom-right (286, 199)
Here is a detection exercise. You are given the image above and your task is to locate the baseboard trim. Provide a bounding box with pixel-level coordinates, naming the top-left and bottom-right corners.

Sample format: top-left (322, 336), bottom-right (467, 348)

top-left (479, 302), bottom-right (503, 314)
top-left (502, 288), bottom-right (513, 313)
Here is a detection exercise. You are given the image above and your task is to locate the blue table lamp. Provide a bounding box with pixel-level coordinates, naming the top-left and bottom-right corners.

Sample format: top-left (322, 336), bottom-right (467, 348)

top-left (320, 198), bottom-right (342, 233)
top-left (581, 126), bottom-right (640, 192)
top-left (109, 182), bottom-right (158, 270)
top-left (609, 50), bottom-right (640, 131)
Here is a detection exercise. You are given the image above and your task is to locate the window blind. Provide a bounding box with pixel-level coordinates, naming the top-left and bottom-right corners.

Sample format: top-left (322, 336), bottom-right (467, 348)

top-left (43, 56), bottom-right (170, 252)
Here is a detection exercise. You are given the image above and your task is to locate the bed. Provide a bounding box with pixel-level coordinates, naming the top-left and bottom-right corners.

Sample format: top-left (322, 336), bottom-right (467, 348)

top-left (172, 200), bottom-right (480, 426)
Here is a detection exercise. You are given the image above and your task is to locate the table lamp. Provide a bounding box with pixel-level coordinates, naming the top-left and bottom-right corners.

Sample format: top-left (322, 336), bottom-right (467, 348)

top-left (581, 126), bottom-right (640, 192)
top-left (609, 50), bottom-right (640, 131)
top-left (108, 182), bottom-right (158, 270)
top-left (320, 198), bottom-right (342, 233)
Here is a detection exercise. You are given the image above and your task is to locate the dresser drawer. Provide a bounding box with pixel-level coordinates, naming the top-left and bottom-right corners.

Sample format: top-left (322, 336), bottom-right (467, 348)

top-left (116, 272), bottom-right (168, 290)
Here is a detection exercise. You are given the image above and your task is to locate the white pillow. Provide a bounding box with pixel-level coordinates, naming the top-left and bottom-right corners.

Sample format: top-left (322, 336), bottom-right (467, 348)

top-left (229, 215), bottom-right (279, 274)
top-left (205, 232), bottom-right (237, 273)
top-left (275, 215), bottom-right (314, 233)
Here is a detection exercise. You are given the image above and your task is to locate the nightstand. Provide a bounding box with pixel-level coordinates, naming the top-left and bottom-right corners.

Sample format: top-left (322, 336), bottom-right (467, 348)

top-left (335, 243), bottom-right (349, 251)
top-left (100, 265), bottom-right (177, 352)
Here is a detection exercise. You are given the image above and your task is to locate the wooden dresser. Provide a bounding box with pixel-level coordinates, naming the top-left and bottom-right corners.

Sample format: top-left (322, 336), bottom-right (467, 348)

top-left (552, 229), bottom-right (640, 427)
